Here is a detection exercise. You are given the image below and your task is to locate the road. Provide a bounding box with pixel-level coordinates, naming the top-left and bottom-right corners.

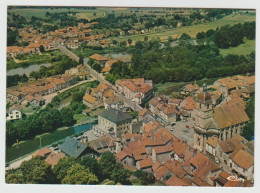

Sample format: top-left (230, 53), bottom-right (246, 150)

top-left (6, 154), bottom-right (32, 170)
top-left (42, 78), bottom-right (96, 108)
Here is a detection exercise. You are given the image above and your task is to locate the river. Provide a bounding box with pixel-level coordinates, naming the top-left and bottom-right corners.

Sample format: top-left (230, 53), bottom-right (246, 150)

top-left (7, 63), bottom-right (51, 76)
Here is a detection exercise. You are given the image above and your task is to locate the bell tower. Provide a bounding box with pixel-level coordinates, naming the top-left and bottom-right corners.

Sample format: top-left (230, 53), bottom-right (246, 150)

top-left (193, 83), bottom-right (214, 151)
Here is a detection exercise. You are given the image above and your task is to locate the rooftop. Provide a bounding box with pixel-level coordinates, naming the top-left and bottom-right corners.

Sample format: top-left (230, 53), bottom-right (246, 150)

top-left (99, 108), bottom-right (132, 124)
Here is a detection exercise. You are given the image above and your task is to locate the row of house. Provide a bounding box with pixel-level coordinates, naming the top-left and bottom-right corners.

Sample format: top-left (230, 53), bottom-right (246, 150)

top-left (7, 74), bottom-right (78, 102)
top-left (205, 134), bottom-right (254, 181)
top-left (116, 78), bottom-right (154, 105)
top-left (114, 120), bottom-right (252, 186)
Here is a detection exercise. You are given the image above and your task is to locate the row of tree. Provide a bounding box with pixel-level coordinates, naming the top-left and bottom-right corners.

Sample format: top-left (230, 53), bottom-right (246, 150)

top-left (6, 104), bottom-right (75, 147)
top-left (6, 151), bottom-right (155, 185)
top-left (29, 55), bottom-right (78, 79)
top-left (241, 94), bottom-right (255, 141)
top-left (105, 40), bottom-right (255, 84)
top-left (196, 21), bottom-right (255, 48)
top-left (7, 74), bottom-right (28, 87)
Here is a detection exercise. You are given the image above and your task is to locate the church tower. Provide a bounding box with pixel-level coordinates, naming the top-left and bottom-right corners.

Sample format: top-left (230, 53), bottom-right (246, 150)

top-left (193, 83), bottom-right (215, 151)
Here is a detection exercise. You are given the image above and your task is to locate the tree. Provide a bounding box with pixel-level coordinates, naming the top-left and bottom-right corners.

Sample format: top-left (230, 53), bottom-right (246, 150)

top-left (61, 163), bottom-right (98, 184)
top-left (93, 63), bottom-right (102, 73)
top-left (128, 38), bottom-right (133, 45)
top-left (110, 163), bottom-right (130, 184)
top-left (179, 33), bottom-right (191, 40)
top-left (119, 41), bottom-right (127, 47)
top-left (6, 174), bottom-right (24, 184)
top-left (241, 94), bottom-right (255, 140)
top-left (20, 156), bottom-right (55, 184)
top-left (72, 91), bottom-right (84, 102)
top-left (53, 157), bottom-right (77, 182)
top-left (39, 45), bottom-right (45, 52)
top-left (168, 36), bottom-right (173, 42)
top-left (112, 40), bottom-right (118, 45)
top-left (99, 151), bottom-right (116, 178)
top-left (196, 31), bottom-right (205, 39)
top-left (60, 107), bottom-right (75, 126)
top-left (80, 156), bottom-right (102, 180)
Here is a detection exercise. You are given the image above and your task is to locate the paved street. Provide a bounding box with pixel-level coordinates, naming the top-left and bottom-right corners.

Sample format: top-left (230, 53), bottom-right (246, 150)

top-left (42, 78), bottom-right (95, 108)
top-left (167, 118), bottom-right (195, 147)
top-left (6, 154), bottom-right (32, 170)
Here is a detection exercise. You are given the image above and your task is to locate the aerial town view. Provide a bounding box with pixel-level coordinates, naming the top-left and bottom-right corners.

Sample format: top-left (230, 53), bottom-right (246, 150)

top-left (5, 6), bottom-right (255, 187)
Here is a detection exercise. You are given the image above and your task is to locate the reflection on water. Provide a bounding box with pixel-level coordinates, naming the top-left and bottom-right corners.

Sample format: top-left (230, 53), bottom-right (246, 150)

top-left (7, 63), bottom-right (51, 76)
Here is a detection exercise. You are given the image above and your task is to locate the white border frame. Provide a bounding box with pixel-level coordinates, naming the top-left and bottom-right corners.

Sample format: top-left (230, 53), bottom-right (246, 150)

top-left (0, 1), bottom-right (259, 193)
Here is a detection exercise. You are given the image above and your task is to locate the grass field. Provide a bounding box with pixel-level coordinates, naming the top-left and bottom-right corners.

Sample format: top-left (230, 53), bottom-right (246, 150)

top-left (220, 38), bottom-right (255, 56)
top-left (6, 127), bottom-right (74, 163)
top-left (105, 13), bottom-right (255, 43)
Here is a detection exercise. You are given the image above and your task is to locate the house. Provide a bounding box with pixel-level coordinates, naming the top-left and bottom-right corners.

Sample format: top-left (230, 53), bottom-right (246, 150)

top-left (179, 96), bottom-right (196, 117)
top-left (153, 165), bottom-right (171, 181)
top-left (229, 149), bottom-right (254, 181)
top-left (180, 83), bottom-right (200, 96)
top-left (104, 95), bottom-right (124, 111)
top-left (89, 54), bottom-right (108, 65)
top-left (214, 171), bottom-right (231, 187)
top-left (138, 108), bottom-right (153, 121)
top-left (60, 137), bottom-right (88, 158)
top-left (91, 82), bottom-right (111, 100)
top-left (152, 144), bottom-right (174, 164)
top-left (149, 96), bottom-right (179, 125)
top-left (32, 148), bottom-right (52, 159)
top-left (6, 105), bottom-right (23, 121)
top-left (116, 78), bottom-right (154, 105)
top-left (94, 108), bottom-right (133, 138)
top-left (164, 159), bottom-right (187, 179)
top-left (168, 98), bottom-right (182, 106)
top-left (24, 95), bottom-right (45, 106)
top-left (116, 150), bottom-right (135, 166)
top-left (158, 104), bottom-right (178, 126)
top-left (6, 88), bottom-right (24, 101)
top-left (189, 152), bottom-right (221, 184)
top-left (136, 158), bottom-right (153, 173)
top-left (241, 85), bottom-right (255, 99)
top-left (166, 175), bottom-right (189, 186)
top-left (45, 152), bottom-right (66, 167)
top-left (205, 136), bottom-right (218, 160)
top-left (83, 93), bottom-right (97, 107)
top-left (6, 46), bottom-right (23, 57)
top-left (214, 77), bottom-right (238, 97)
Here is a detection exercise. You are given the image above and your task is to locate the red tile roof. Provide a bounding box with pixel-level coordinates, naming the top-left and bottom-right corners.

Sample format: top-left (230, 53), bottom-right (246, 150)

top-left (138, 158), bottom-right (153, 169)
top-left (166, 176), bottom-right (189, 186)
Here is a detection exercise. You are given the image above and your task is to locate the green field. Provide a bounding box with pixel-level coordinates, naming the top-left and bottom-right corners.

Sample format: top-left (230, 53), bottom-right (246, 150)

top-left (6, 127), bottom-right (74, 163)
top-left (105, 13), bottom-right (255, 42)
top-left (220, 38), bottom-right (255, 56)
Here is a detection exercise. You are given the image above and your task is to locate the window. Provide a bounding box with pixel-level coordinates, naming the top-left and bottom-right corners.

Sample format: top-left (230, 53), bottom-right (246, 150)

top-left (207, 104), bottom-right (209, 109)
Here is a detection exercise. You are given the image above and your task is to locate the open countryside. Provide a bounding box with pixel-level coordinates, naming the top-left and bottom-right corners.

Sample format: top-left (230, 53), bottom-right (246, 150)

top-left (6, 6), bottom-right (255, 188)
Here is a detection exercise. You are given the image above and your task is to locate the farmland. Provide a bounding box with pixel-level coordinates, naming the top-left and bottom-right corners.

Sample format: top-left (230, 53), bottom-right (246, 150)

top-left (220, 38), bottom-right (255, 56)
top-left (105, 12), bottom-right (255, 43)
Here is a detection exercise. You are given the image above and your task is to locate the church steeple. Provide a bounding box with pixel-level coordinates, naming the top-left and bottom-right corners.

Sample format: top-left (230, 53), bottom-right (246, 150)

top-left (193, 83), bottom-right (214, 151)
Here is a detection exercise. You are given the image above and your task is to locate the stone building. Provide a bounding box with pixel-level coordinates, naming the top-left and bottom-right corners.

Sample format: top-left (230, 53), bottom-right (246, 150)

top-left (94, 108), bottom-right (133, 138)
top-left (193, 83), bottom-right (249, 152)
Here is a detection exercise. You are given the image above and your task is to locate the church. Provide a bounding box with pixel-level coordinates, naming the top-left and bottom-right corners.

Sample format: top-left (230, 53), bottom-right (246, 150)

top-left (193, 83), bottom-right (250, 152)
